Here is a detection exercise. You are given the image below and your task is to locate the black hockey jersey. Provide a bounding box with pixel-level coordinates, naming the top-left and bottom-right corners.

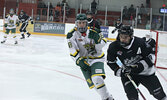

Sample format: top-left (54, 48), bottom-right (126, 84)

top-left (18, 14), bottom-right (32, 23)
top-left (88, 19), bottom-right (100, 30)
top-left (107, 36), bottom-right (155, 76)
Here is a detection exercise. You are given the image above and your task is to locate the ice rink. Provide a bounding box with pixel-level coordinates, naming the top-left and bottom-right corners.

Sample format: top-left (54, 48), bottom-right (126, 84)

top-left (0, 32), bottom-right (166, 100)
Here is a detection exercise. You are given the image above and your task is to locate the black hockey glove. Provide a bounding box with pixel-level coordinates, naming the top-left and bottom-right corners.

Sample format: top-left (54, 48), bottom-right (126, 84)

top-left (76, 57), bottom-right (89, 71)
top-left (16, 22), bottom-right (20, 27)
top-left (115, 67), bottom-right (131, 77)
top-left (4, 23), bottom-right (7, 27)
top-left (126, 62), bottom-right (144, 74)
top-left (31, 21), bottom-right (34, 24)
top-left (111, 29), bottom-right (117, 34)
top-left (88, 29), bottom-right (102, 44)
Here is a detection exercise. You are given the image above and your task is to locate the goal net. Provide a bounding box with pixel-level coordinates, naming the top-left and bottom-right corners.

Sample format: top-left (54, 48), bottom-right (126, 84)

top-left (150, 30), bottom-right (167, 70)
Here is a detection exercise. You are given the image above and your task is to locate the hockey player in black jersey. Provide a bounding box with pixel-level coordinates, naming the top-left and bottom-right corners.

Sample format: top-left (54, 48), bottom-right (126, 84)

top-left (111, 18), bottom-right (123, 34)
top-left (86, 11), bottom-right (101, 32)
top-left (107, 25), bottom-right (167, 100)
top-left (18, 10), bottom-right (33, 39)
top-left (143, 32), bottom-right (156, 54)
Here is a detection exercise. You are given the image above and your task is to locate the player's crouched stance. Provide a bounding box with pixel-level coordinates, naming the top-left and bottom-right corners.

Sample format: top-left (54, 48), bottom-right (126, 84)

top-left (1, 8), bottom-right (19, 44)
top-left (107, 25), bottom-right (167, 100)
top-left (67, 13), bottom-right (114, 100)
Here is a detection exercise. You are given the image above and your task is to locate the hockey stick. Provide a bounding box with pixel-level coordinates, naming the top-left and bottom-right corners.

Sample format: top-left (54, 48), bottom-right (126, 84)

top-left (126, 74), bottom-right (147, 100)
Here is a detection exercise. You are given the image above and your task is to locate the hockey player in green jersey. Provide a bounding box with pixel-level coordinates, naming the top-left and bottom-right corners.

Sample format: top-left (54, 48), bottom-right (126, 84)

top-left (1, 8), bottom-right (19, 44)
top-left (67, 13), bottom-right (114, 100)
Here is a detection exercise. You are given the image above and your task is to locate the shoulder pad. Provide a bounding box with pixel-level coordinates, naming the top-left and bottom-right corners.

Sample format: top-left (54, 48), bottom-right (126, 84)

top-left (90, 27), bottom-right (101, 33)
top-left (5, 14), bottom-right (9, 18)
top-left (67, 27), bottom-right (77, 39)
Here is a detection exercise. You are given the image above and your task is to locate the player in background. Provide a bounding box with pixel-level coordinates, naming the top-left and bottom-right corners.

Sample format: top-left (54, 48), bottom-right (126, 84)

top-left (1, 8), bottom-right (19, 44)
top-left (86, 11), bottom-right (100, 32)
top-left (18, 10), bottom-right (33, 39)
top-left (143, 32), bottom-right (156, 64)
top-left (107, 25), bottom-right (167, 100)
top-left (111, 18), bottom-right (123, 34)
top-left (67, 13), bottom-right (114, 100)
top-left (142, 32), bottom-right (156, 54)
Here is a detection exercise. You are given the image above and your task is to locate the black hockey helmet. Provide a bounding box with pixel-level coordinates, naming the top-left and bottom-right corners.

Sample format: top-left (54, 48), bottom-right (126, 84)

top-left (75, 13), bottom-right (88, 33)
top-left (118, 25), bottom-right (133, 36)
top-left (20, 9), bottom-right (25, 15)
top-left (117, 25), bottom-right (134, 47)
top-left (86, 11), bottom-right (93, 15)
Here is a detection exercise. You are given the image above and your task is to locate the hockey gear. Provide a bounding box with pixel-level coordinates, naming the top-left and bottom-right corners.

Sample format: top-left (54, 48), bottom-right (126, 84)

top-left (75, 13), bottom-right (87, 33)
top-left (20, 34), bottom-right (25, 39)
top-left (31, 21), bottom-right (34, 24)
top-left (14, 41), bottom-right (18, 44)
top-left (117, 25), bottom-right (134, 47)
top-left (104, 95), bottom-right (114, 100)
top-left (4, 23), bottom-right (7, 27)
top-left (92, 76), bottom-right (113, 100)
top-left (115, 67), bottom-right (131, 77)
top-left (20, 10), bottom-right (25, 16)
top-left (86, 11), bottom-right (93, 15)
top-left (118, 25), bottom-right (133, 36)
top-left (9, 8), bottom-right (15, 16)
top-left (1, 40), bottom-right (6, 44)
top-left (76, 57), bottom-right (89, 71)
top-left (127, 74), bottom-right (146, 100)
top-left (27, 32), bottom-right (31, 37)
top-left (88, 29), bottom-right (102, 44)
top-left (16, 22), bottom-right (20, 27)
top-left (111, 28), bottom-right (117, 34)
top-left (76, 13), bottom-right (87, 21)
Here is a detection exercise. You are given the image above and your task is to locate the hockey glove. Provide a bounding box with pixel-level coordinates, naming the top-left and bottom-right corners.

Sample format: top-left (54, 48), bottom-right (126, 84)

top-left (31, 21), bottom-right (34, 24)
top-left (4, 23), bottom-right (7, 27)
top-left (115, 67), bottom-right (131, 77)
top-left (88, 29), bottom-right (102, 44)
top-left (76, 57), bottom-right (89, 71)
top-left (126, 62), bottom-right (144, 74)
top-left (111, 29), bottom-right (117, 34)
top-left (16, 22), bottom-right (20, 27)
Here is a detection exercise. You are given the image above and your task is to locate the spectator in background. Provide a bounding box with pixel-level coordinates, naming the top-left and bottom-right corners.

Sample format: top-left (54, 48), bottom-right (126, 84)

top-left (91, 0), bottom-right (97, 14)
top-left (128, 4), bottom-right (135, 19)
top-left (123, 6), bottom-right (128, 19)
top-left (55, 2), bottom-right (61, 18)
top-left (49, 2), bottom-right (54, 8)
top-left (146, 0), bottom-right (150, 8)
top-left (38, 0), bottom-right (46, 8)
top-left (61, 0), bottom-right (70, 16)
top-left (145, 21), bottom-right (151, 29)
top-left (155, 18), bottom-right (162, 30)
top-left (140, 4), bottom-right (146, 17)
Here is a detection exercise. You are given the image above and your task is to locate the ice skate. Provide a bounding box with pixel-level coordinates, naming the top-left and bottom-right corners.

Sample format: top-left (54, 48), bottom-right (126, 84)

top-left (104, 95), bottom-right (114, 100)
top-left (27, 32), bottom-right (31, 37)
top-left (20, 34), bottom-right (25, 39)
top-left (14, 41), bottom-right (18, 44)
top-left (1, 40), bottom-right (6, 44)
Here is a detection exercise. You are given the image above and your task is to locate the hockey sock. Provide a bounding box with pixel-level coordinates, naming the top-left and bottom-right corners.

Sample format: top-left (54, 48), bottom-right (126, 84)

top-left (3, 34), bottom-right (8, 41)
top-left (92, 76), bottom-right (110, 99)
top-left (11, 34), bottom-right (18, 43)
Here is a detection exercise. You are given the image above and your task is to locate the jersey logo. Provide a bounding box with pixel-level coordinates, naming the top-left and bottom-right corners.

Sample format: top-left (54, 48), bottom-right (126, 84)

top-left (117, 51), bottom-right (122, 55)
top-left (137, 47), bottom-right (141, 54)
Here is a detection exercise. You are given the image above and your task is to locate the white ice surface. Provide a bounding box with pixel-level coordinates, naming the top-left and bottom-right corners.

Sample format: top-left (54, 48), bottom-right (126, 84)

top-left (0, 32), bottom-right (166, 100)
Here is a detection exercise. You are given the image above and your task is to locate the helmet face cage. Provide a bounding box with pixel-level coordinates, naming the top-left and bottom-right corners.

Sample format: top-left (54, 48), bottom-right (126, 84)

top-left (75, 14), bottom-right (88, 33)
top-left (9, 8), bottom-right (15, 15)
